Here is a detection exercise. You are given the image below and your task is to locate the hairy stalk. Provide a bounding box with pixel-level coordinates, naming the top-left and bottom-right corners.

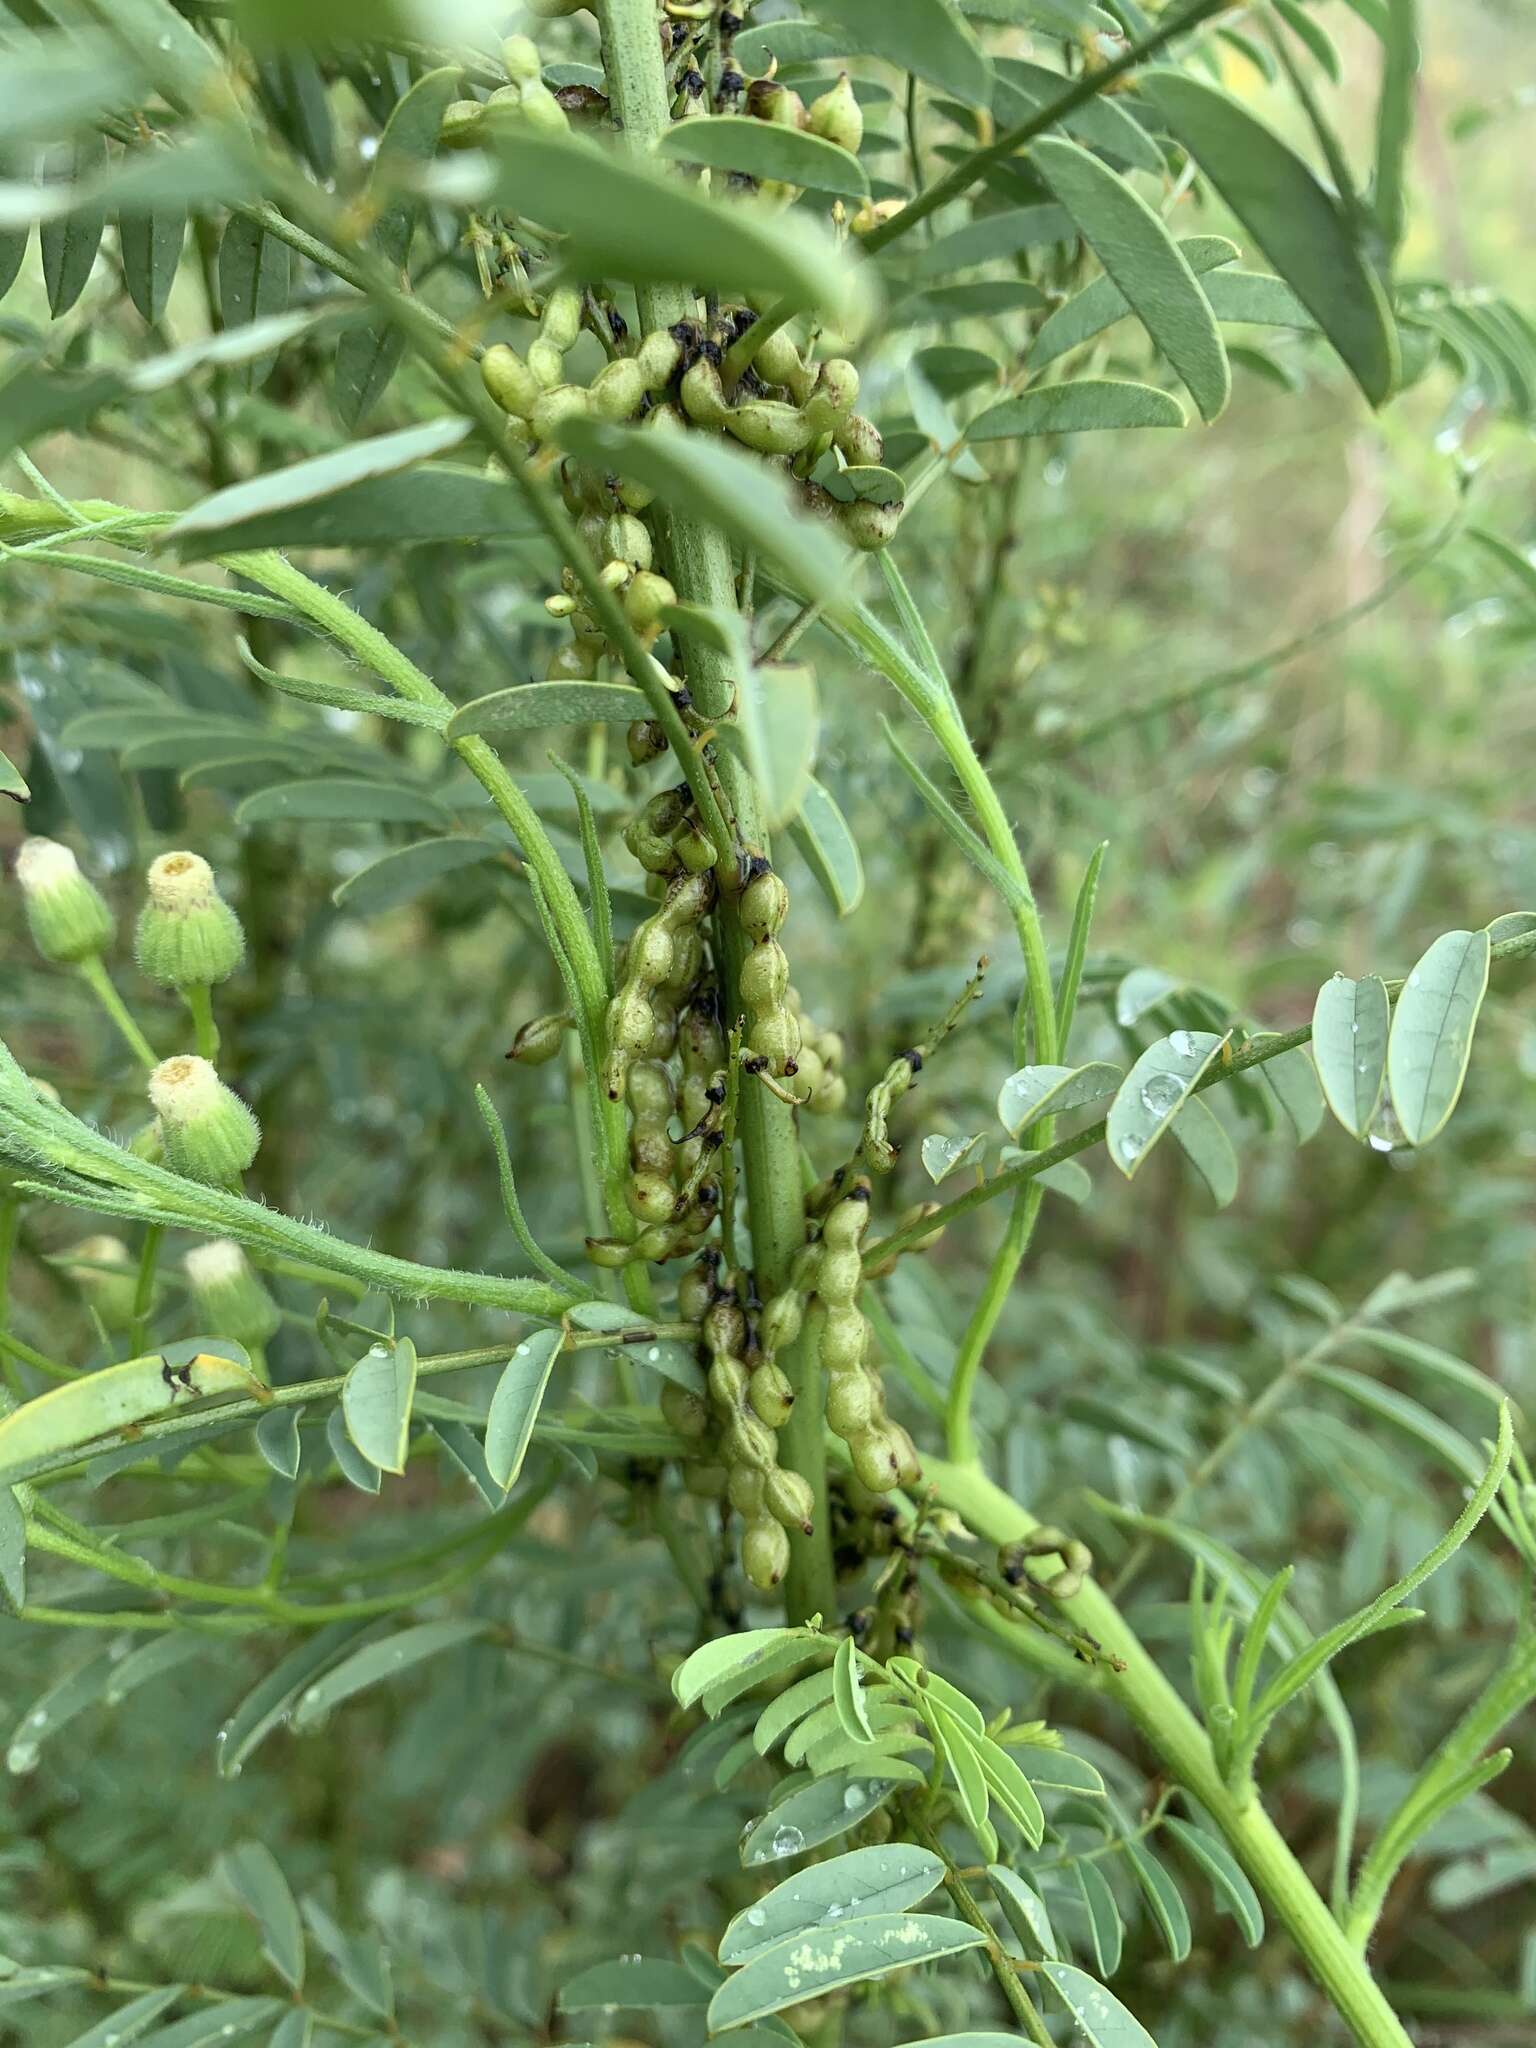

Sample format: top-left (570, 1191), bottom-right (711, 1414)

top-left (75, 954), bottom-right (157, 1068)
top-left (926, 1457), bottom-right (1417, 2048)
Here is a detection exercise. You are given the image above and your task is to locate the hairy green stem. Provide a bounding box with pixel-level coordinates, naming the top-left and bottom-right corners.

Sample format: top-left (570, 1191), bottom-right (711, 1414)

top-left (76, 954), bottom-right (157, 1068)
top-left (927, 1456), bottom-right (1416, 2048)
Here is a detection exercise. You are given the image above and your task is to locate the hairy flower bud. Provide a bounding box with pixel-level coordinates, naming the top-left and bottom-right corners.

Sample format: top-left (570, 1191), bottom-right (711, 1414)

top-left (149, 1056), bottom-right (260, 1185)
top-left (135, 851), bottom-right (244, 989)
top-left (15, 837), bottom-right (113, 964)
top-left (183, 1237), bottom-right (280, 1349)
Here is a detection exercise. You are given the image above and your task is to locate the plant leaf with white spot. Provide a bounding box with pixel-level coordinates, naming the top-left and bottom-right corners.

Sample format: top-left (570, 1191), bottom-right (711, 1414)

top-left (921, 1132), bottom-right (986, 1182)
top-left (996, 1062), bottom-right (1122, 1138)
top-left (1041, 1961), bottom-right (1159, 2046)
top-left (1107, 1033), bottom-right (1229, 1179)
top-left (707, 1914), bottom-right (987, 2031)
top-left (718, 1845), bottom-right (945, 1964)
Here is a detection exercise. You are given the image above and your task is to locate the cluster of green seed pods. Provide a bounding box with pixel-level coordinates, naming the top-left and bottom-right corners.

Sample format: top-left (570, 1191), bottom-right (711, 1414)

top-left (810, 1183), bottom-right (921, 1494)
top-left (662, 1250), bottom-right (815, 1591)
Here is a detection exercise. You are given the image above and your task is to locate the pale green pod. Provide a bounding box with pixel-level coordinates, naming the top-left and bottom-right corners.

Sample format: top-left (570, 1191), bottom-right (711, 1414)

top-left (725, 400), bottom-right (815, 456)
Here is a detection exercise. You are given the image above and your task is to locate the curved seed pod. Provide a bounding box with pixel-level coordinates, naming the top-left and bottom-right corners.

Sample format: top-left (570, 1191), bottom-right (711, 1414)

top-left (725, 400), bottom-right (815, 456)
top-left (748, 1360), bottom-right (796, 1427)
top-left (819, 1301), bottom-right (867, 1370)
top-left (739, 862), bottom-right (789, 941)
top-left (752, 325), bottom-right (807, 390)
top-left (530, 383), bottom-right (592, 442)
top-left (627, 718), bottom-right (668, 764)
top-left (822, 1182), bottom-right (872, 1250)
top-left (637, 327), bottom-right (683, 389)
top-left (728, 1464), bottom-right (767, 1516)
top-left (764, 1465), bottom-right (815, 1534)
top-left (709, 1353), bottom-right (752, 1408)
top-left (539, 284), bottom-right (584, 350)
top-left (624, 570), bottom-right (676, 631)
top-left (590, 356), bottom-right (648, 422)
top-left (825, 1367), bottom-right (877, 1439)
top-left (677, 1248), bottom-right (722, 1322)
top-left (482, 343), bottom-right (540, 416)
top-left (603, 510), bottom-right (653, 568)
top-left (849, 1426), bottom-right (902, 1493)
top-left (746, 79), bottom-right (806, 128)
top-left (816, 1245), bottom-right (863, 1309)
top-left (835, 412), bottom-right (884, 466)
top-left (681, 356), bottom-right (730, 426)
top-left (743, 1513), bottom-right (791, 1589)
top-left (837, 497), bottom-right (904, 552)
top-left (739, 938), bottom-right (790, 1011)
top-left (507, 1012), bottom-right (571, 1065)
top-left (758, 1289), bottom-right (804, 1356)
top-left (526, 336), bottom-right (565, 390)
top-left (626, 1170), bottom-right (677, 1225)
top-left (807, 72), bottom-right (863, 153)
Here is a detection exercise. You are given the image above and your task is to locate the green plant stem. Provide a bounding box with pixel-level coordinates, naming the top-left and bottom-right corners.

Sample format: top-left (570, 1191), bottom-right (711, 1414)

top-left (1345, 1625), bottom-right (1536, 1948)
top-left (926, 1455), bottom-right (1416, 2048)
top-left (597, 0), bottom-right (832, 1622)
top-left (907, 1811), bottom-right (1054, 2046)
top-left (76, 954), bottom-right (157, 1068)
top-left (185, 982), bottom-right (219, 1062)
top-left (129, 1224), bottom-right (162, 1354)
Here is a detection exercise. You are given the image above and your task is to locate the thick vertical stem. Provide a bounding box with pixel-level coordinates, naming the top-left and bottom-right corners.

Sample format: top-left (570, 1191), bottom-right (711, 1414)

top-left (596, 0), bottom-right (831, 1619)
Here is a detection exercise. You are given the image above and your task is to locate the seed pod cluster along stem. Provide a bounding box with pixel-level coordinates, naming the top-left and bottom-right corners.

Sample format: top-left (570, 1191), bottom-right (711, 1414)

top-left (664, 1251), bottom-right (815, 1592)
top-left (737, 860), bottom-right (801, 1080)
top-left (809, 1181), bottom-right (921, 1496)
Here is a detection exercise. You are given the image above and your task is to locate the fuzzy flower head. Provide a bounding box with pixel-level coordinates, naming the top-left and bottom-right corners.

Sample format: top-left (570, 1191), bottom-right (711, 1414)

top-left (136, 850), bottom-right (245, 989)
top-left (14, 836), bottom-right (114, 963)
top-left (149, 1056), bottom-right (260, 1185)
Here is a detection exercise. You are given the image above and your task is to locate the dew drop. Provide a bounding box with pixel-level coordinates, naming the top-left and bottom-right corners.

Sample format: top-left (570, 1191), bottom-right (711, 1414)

top-left (1169, 1029), bottom-right (1201, 1059)
top-left (770, 1824), bottom-right (805, 1857)
top-left (368, 1341), bottom-right (389, 1357)
top-left (1138, 1072), bottom-right (1185, 1117)
top-left (823, 1903), bottom-right (844, 1922)
top-left (1349, 1020), bottom-right (1360, 1036)
top-left (1367, 1132), bottom-right (1395, 1154)
top-left (746, 1906), bottom-right (766, 1927)
top-left (841, 1785), bottom-right (866, 1811)
top-left (1116, 1135), bottom-right (1141, 1166)
top-left (7, 1740), bottom-right (40, 1775)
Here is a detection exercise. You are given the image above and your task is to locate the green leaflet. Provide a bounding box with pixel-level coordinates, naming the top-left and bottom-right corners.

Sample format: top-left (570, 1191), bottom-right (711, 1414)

top-left (1030, 135), bottom-right (1230, 421)
top-left (996, 1061), bottom-right (1121, 1138)
top-left (1163, 1818), bottom-right (1265, 1945)
top-left (1107, 1030), bottom-right (1229, 1178)
top-left (558, 1958), bottom-right (704, 2009)
top-left (1386, 928), bottom-right (1490, 1145)
top-left (1168, 1094), bottom-right (1240, 1208)
top-left (118, 206), bottom-right (184, 324)
top-left (446, 682), bottom-right (649, 739)
top-left (1041, 1962), bottom-right (1158, 2046)
top-left (331, 837), bottom-right (506, 915)
top-left (707, 1913), bottom-right (987, 2031)
top-left (484, 1328), bottom-right (563, 1492)
top-left (221, 1842), bottom-right (305, 1990)
top-left (236, 778), bottom-right (449, 828)
top-left (0, 1341), bottom-right (263, 1487)
top-left (165, 417), bottom-right (472, 555)
top-left (656, 115), bottom-right (868, 197)
top-left (812, 0), bottom-right (991, 106)
top-left (1311, 972), bottom-right (1390, 1139)
top-left (340, 1335), bottom-right (417, 1475)
top-left (1028, 236), bottom-right (1238, 370)
top-left (789, 776), bottom-right (864, 918)
top-left (718, 1845), bottom-right (945, 1964)
top-left (289, 1618), bottom-right (491, 1731)
top-left (1141, 69), bottom-right (1399, 406)
top-left (39, 134), bottom-right (108, 316)
top-left (970, 380), bottom-right (1185, 439)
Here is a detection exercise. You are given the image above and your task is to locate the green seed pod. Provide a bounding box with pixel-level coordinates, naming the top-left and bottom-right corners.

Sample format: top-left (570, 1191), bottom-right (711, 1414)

top-left (674, 826), bottom-right (714, 874)
top-left (627, 718), bottom-right (668, 764)
top-left (629, 1125), bottom-right (675, 1178)
top-left (601, 511), bottom-right (651, 569)
top-left (660, 1381), bottom-right (711, 1439)
top-left (439, 98), bottom-right (486, 147)
top-left (728, 1464), bottom-right (766, 1516)
top-left (814, 357), bottom-right (860, 418)
top-left (759, 1290), bottom-right (804, 1355)
top-left (637, 328), bottom-right (684, 390)
top-left (819, 1301), bottom-right (867, 1370)
top-left (888, 1421), bottom-right (922, 1489)
top-left (816, 1245), bottom-right (862, 1308)
top-left (738, 938), bottom-right (790, 1011)
top-left (751, 325), bottom-right (806, 391)
top-left (150, 1055), bottom-right (259, 1186)
top-left (626, 1170), bottom-right (676, 1225)
top-left (790, 1044), bottom-right (824, 1097)
top-left (822, 1184), bottom-right (872, 1249)
top-left (681, 357), bottom-right (730, 427)
top-left (626, 1058), bottom-right (675, 1125)
top-left (739, 863), bottom-right (789, 941)
top-left (183, 1237), bottom-right (280, 1349)
top-left (764, 1465), bottom-right (815, 1534)
top-left (507, 1012), bottom-right (570, 1065)
top-left (650, 999), bottom-right (680, 1062)
top-left (725, 1410), bottom-right (779, 1473)
top-left (481, 342), bottom-right (540, 417)
top-left (746, 79), bottom-right (806, 128)
top-left (590, 356), bottom-right (648, 423)
top-left (704, 1297), bottom-right (748, 1359)
top-left (627, 921), bottom-right (676, 986)
top-left (624, 570), bottom-right (676, 630)
top-left (539, 285), bottom-right (584, 351)
top-left (809, 1072), bottom-right (848, 1115)
top-left (526, 336), bottom-right (565, 391)
top-left (68, 1233), bottom-right (141, 1332)
top-left (709, 1353), bottom-right (751, 1409)
top-left (849, 1427), bottom-right (902, 1494)
top-left (825, 1367), bottom-right (877, 1439)
top-left (807, 72), bottom-right (863, 153)
top-left (662, 926), bottom-right (704, 997)
top-left (659, 870), bottom-right (715, 931)
top-left (837, 496), bottom-right (904, 552)
top-left (749, 1360), bottom-right (796, 1428)
top-left (677, 1251), bottom-right (721, 1322)
top-left (683, 1461), bottom-right (728, 1498)
top-left (502, 35), bottom-right (543, 82)
top-left (725, 400), bottom-right (815, 456)
top-left (897, 1200), bottom-right (945, 1252)
top-left (15, 837), bottom-right (114, 964)
top-left (836, 412), bottom-right (884, 466)
top-left (743, 1514), bottom-right (791, 1590)
top-left (748, 1010), bottom-right (800, 1071)
top-left (530, 383), bottom-right (591, 443)
top-left (607, 986), bottom-right (656, 1055)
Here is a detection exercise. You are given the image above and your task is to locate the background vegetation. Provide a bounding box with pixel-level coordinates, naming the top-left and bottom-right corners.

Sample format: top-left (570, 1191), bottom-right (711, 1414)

top-left (1, 4), bottom-right (1534, 2047)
